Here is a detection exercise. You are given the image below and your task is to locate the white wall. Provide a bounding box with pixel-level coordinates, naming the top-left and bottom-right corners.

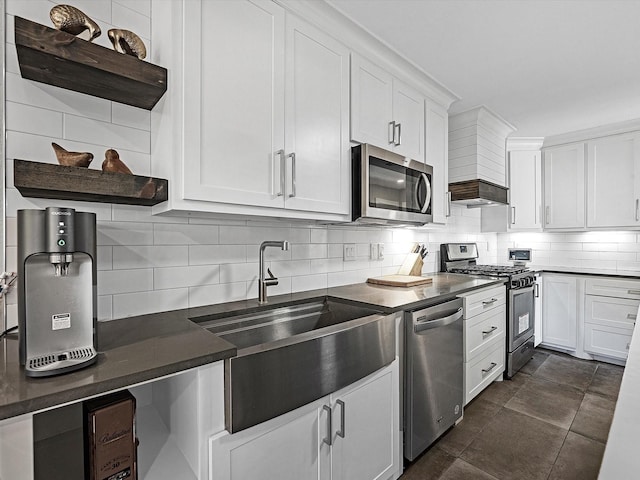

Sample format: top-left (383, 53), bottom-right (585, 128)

top-left (498, 231), bottom-right (640, 273)
top-left (3, 0), bottom-right (498, 327)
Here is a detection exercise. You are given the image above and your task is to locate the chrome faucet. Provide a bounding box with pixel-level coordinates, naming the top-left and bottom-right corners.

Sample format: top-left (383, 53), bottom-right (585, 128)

top-left (258, 240), bottom-right (290, 303)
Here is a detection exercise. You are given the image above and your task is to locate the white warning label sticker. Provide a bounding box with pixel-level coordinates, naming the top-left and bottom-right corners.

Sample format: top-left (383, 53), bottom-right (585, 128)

top-left (52, 313), bottom-right (71, 331)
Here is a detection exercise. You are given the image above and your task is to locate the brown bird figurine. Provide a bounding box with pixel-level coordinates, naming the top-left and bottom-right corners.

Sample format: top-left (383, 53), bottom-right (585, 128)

top-left (108, 29), bottom-right (147, 60)
top-left (50, 5), bottom-right (101, 42)
top-left (51, 142), bottom-right (93, 167)
top-left (102, 149), bottom-right (133, 174)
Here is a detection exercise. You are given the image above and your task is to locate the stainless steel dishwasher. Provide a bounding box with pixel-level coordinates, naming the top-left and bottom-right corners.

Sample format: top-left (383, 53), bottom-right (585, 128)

top-left (404, 297), bottom-right (464, 460)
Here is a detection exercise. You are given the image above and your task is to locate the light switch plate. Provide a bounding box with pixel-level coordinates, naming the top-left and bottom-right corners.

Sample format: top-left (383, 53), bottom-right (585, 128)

top-left (343, 243), bottom-right (356, 261)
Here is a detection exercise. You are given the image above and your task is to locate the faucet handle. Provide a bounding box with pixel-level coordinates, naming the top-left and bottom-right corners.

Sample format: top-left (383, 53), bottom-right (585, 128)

top-left (267, 268), bottom-right (276, 280)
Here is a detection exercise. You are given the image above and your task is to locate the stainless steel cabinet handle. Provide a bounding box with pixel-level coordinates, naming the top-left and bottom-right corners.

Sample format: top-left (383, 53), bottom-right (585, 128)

top-left (388, 121), bottom-right (396, 144)
top-left (336, 399), bottom-right (345, 439)
top-left (511, 206), bottom-right (516, 225)
top-left (534, 282), bottom-right (540, 298)
top-left (414, 308), bottom-right (463, 333)
top-left (446, 191), bottom-right (452, 217)
top-left (627, 343), bottom-right (631, 350)
top-left (275, 149), bottom-right (285, 197)
top-left (636, 199), bottom-right (639, 221)
top-left (394, 123), bottom-right (401, 146)
top-left (545, 206), bottom-right (550, 225)
top-left (482, 362), bottom-right (498, 376)
top-left (627, 313), bottom-right (637, 320)
top-left (627, 290), bottom-right (640, 295)
top-left (482, 326), bottom-right (498, 337)
top-left (287, 152), bottom-right (296, 198)
top-left (482, 298), bottom-right (498, 306)
top-left (322, 405), bottom-right (332, 446)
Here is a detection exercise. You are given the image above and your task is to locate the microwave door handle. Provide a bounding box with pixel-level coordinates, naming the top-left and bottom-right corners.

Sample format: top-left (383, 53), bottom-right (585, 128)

top-left (416, 173), bottom-right (431, 213)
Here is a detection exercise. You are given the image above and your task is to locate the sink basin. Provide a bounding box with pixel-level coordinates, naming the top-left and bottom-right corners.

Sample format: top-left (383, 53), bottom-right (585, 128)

top-left (200, 300), bottom-right (381, 350)
top-left (194, 298), bottom-right (396, 432)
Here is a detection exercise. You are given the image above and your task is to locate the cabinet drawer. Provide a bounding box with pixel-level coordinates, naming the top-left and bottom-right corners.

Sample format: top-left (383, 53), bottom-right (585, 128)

top-left (464, 305), bottom-right (506, 362)
top-left (585, 295), bottom-right (639, 330)
top-left (584, 323), bottom-right (634, 361)
top-left (585, 277), bottom-right (640, 300)
top-left (460, 285), bottom-right (507, 319)
top-left (464, 341), bottom-right (505, 405)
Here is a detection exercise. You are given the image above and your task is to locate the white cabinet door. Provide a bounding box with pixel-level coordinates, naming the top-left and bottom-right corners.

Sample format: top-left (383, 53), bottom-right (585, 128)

top-left (392, 80), bottom-right (425, 161)
top-left (587, 132), bottom-right (640, 228)
top-left (426, 99), bottom-right (449, 223)
top-left (509, 150), bottom-right (542, 230)
top-left (330, 362), bottom-right (399, 480)
top-left (209, 397), bottom-right (330, 480)
top-left (283, 16), bottom-right (350, 214)
top-left (584, 323), bottom-right (634, 361)
top-left (351, 55), bottom-right (425, 160)
top-left (542, 274), bottom-right (578, 349)
top-left (183, 0), bottom-right (286, 208)
top-left (543, 143), bottom-right (586, 229)
top-left (350, 55), bottom-right (394, 148)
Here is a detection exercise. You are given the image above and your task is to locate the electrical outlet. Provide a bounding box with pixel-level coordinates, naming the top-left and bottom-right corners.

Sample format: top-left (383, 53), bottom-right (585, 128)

top-left (377, 243), bottom-right (385, 260)
top-left (343, 243), bottom-right (356, 261)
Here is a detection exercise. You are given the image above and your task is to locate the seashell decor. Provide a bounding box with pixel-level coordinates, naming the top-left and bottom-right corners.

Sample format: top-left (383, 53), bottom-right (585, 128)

top-left (51, 142), bottom-right (93, 167)
top-left (102, 149), bottom-right (133, 174)
top-left (49, 4), bottom-right (101, 42)
top-left (108, 29), bottom-right (147, 60)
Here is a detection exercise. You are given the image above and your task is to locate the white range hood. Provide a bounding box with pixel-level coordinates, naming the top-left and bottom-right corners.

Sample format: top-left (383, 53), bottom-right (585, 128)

top-left (448, 106), bottom-right (516, 206)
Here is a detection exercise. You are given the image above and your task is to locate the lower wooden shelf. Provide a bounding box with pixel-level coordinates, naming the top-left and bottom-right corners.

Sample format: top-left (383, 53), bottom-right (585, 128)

top-left (14, 159), bottom-right (168, 206)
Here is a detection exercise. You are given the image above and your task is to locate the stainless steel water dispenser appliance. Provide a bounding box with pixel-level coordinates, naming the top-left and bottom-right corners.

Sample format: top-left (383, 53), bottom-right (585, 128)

top-left (18, 207), bottom-right (97, 377)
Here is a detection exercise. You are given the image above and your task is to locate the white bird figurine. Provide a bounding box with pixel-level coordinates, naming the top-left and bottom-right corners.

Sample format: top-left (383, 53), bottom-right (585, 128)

top-left (50, 5), bottom-right (101, 42)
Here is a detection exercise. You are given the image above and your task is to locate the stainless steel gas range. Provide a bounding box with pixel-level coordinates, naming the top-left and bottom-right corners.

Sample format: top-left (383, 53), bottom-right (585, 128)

top-left (440, 243), bottom-right (536, 378)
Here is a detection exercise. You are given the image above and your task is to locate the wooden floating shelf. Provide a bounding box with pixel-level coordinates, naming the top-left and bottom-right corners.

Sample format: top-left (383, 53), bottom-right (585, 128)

top-left (14, 160), bottom-right (168, 206)
top-left (14, 16), bottom-right (167, 110)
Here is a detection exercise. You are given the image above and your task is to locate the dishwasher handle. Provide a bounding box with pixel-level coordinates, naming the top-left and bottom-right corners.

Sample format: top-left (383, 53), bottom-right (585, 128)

top-left (414, 307), bottom-right (463, 334)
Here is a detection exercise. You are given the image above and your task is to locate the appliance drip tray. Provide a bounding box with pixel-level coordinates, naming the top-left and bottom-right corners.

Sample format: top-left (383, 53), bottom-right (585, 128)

top-left (26, 346), bottom-right (97, 377)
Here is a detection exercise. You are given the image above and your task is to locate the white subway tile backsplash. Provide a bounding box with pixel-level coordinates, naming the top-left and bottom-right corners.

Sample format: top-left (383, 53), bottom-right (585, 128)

top-left (6, 102), bottom-right (63, 137)
top-left (7, 0), bottom-right (52, 26)
top-left (98, 296), bottom-right (112, 321)
top-left (219, 263), bottom-right (259, 284)
top-left (113, 245), bottom-right (188, 269)
top-left (97, 246), bottom-right (113, 271)
top-left (6, 73), bottom-right (111, 122)
top-left (98, 222), bottom-right (154, 245)
top-left (269, 260), bottom-right (311, 277)
top-left (154, 265), bottom-right (220, 290)
top-left (328, 244), bottom-right (343, 258)
top-left (189, 245), bottom-right (246, 265)
top-left (327, 268), bottom-right (382, 288)
top-left (112, 205), bottom-right (188, 223)
top-left (310, 258), bottom-right (344, 274)
top-left (5, 217), bottom-right (17, 247)
top-left (113, 288), bottom-right (189, 318)
top-left (58, 0), bottom-right (114, 25)
top-left (111, 103), bottom-right (151, 130)
top-left (310, 228), bottom-right (328, 244)
top-left (111, 1), bottom-right (151, 39)
top-left (64, 114), bottom-right (151, 153)
top-left (154, 223), bottom-right (218, 245)
top-left (5, 304), bottom-right (18, 329)
top-left (98, 269), bottom-right (153, 295)
top-left (5, 45), bottom-right (19, 75)
top-left (114, 0), bottom-right (151, 17)
top-left (6, 188), bottom-right (113, 221)
top-left (189, 282), bottom-right (246, 308)
top-left (291, 244), bottom-right (328, 260)
top-left (291, 274), bottom-right (328, 293)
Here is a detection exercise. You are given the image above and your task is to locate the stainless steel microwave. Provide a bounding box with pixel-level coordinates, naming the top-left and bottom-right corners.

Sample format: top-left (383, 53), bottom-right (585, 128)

top-left (352, 144), bottom-right (433, 225)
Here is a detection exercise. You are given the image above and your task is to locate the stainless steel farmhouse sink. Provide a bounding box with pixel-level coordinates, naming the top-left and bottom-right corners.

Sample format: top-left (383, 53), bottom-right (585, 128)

top-left (194, 299), bottom-right (396, 432)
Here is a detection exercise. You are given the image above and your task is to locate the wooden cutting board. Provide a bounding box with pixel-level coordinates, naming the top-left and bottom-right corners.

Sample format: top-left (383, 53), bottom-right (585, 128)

top-left (367, 275), bottom-right (433, 287)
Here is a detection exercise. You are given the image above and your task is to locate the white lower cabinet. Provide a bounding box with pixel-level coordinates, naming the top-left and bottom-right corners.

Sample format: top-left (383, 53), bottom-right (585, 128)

top-left (459, 285), bottom-right (507, 405)
top-left (209, 360), bottom-right (400, 480)
top-left (541, 274), bottom-right (578, 350)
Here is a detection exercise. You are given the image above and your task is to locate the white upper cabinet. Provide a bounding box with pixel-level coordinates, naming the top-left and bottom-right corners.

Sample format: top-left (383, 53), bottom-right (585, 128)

top-left (426, 99), bottom-right (449, 223)
top-left (542, 143), bottom-right (586, 229)
top-left (283, 15), bottom-right (351, 215)
top-left (351, 55), bottom-right (425, 161)
top-left (152, 0), bottom-right (350, 220)
top-left (586, 132), bottom-right (640, 228)
top-left (183, 0), bottom-right (286, 209)
top-left (508, 148), bottom-right (542, 230)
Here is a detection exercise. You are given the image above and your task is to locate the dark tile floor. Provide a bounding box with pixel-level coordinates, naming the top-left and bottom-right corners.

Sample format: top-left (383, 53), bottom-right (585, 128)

top-left (402, 348), bottom-right (624, 480)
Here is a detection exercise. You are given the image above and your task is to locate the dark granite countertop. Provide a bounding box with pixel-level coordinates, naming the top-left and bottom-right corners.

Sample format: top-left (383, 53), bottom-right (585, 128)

top-left (0, 273), bottom-right (503, 421)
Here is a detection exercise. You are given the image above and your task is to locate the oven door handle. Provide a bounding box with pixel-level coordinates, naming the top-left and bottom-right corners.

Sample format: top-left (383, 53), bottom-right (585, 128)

top-left (414, 308), bottom-right (463, 333)
top-left (510, 285), bottom-right (535, 296)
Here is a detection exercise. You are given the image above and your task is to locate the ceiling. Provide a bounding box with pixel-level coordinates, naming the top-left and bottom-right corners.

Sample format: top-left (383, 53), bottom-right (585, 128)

top-left (328, 0), bottom-right (640, 138)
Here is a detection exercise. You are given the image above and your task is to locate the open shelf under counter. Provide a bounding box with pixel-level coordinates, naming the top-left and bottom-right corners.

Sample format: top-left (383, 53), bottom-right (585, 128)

top-left (14, 16), bottom-right (167, 110)
top-left (13, 159), bottom-right (168, 206)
